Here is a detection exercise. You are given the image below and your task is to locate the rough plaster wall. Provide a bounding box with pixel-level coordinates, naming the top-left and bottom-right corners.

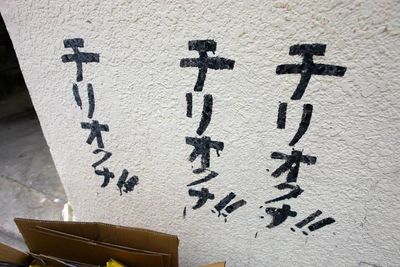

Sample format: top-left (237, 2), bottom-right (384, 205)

top-left (1, 0), bottom-right (399, 266)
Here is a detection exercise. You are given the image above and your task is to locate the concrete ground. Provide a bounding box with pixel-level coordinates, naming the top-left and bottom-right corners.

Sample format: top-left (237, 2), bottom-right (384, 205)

top-left (0, 111), bottom-right (66, 251)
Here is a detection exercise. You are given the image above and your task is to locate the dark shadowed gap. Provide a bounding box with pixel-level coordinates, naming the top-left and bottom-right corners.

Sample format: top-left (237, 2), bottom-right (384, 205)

top-left (0, 13), bottom-right (67, 250)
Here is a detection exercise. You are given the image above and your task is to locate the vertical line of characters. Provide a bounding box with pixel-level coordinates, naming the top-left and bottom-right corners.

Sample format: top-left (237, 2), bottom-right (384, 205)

top-left (258, 43), bottom-right (346, 236)
top-left (180, 40), bottom-right (247, 222)
top-left (61, 38), bottom-right (139, 195)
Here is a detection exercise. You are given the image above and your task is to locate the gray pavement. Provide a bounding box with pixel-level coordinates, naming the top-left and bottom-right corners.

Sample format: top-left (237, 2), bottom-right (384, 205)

top-left (0, 111), bottom-right (66, 251)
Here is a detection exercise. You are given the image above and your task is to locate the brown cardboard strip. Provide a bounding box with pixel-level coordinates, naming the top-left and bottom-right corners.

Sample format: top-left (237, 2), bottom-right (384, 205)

top-left (17, 226), bottom-right (165, 267)
top-left (0, 243), bottom-right (30, 265)
top-left (15, 218), bottom-right (179, 267)
top-left (35, 226), bottom-right (171, 267)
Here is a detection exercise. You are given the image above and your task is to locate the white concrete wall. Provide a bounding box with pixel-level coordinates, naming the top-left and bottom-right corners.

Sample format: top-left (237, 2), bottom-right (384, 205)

top-left (1, 1), bottom-right (399, 266)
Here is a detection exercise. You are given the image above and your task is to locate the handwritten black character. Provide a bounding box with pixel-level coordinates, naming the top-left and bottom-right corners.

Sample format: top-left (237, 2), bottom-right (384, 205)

top-left (180, 40), bottom-right (235, 92)
top-left (264, 204), bottom-right (297, 228)
top-left (290, 104), bottom-right (313, 146)
top-left (116, 169), bottom-right (139, 195)
top-left (188, 188), bottom-right (215, 209)
top-left (291, 211), bottom-right (335, 235)
top-left (212, 192), bottom-right (247, 218)
top-left (187, 170), bottom-right (218, 187)
top-left (61, 38), bottom-right (99, 82)
top-left (276, 102), bottom-right (287, 129)
top-left (276, 104), bottom-right (313, 146)
top-left (94, 167), bottom-right (114, 187)
top-left (271, 150), bottom-right (317, 183)
top-left (72, 83), bottom-right (95, 118)
top-left (72, 83), bottom-right (82, 109)
top-left (87, 84), bottom-right (95, 119)
top-left (276, 43), bottom-right (346, 100)
top-left (81, 120), bottom-right (109, 148)
top-left (291, 209), bottom-right (322, 235)
top-left (265, 183), bottom-right (304, 204)
top-left (186, 93), bottom-right (193, 118)
top-left (307, 217), bottom-right (335, 232)
top-left (197, 94), bottom-right (213, 135)
top-left (91, 149), bottom-right (112, 168)
top-left (186, 136), bottom-right (224, 170)
top-left (185, 93), bottom-right (213, 135)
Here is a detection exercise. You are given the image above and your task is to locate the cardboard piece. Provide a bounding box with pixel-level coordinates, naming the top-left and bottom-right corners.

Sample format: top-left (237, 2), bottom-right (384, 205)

top-left (34, 226), bottom-right (171, 265)
top-left (15, 218), bottom-right (179, 267)
top-left (0, 218), bottom-right (226, 267)
top-left (24, 227), bottom-right (165, 266)
top-left (0, 242), bottom-right (30, 265)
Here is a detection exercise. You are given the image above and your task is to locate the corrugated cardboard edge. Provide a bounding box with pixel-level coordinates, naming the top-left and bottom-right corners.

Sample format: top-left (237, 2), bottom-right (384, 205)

top-left (0, 242), bottom-right (31, 264)
top-left (15, 218), bottom-right (179, 267)
top-left (15, 218), bottom-right (179, 241)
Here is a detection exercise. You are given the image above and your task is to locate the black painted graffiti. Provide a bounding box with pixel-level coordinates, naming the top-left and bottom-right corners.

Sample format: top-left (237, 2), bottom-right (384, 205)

top-left (263, 204), bottom-right (297, 228)
top-left (180, 40), bottom-right (235, 92)
top-left (213, 192), bottom-right (235, 216)
top-left (277, 103), bottom-right (313, 146)
top-left (87, 84), bottom-right (95, 119)
top-left (259, 43), bottom-right (346, 236)
top-left (197, 94), bottom-right (213, 136)
top-left (72, 83), bottom-right (95, 118)
top-left (265, 183), bottom-right (304, 204)
top-left (95, 167), bottom-right (115, 188)
top-left (61, 38), bottom-right (348, 230)
top-left (308, 217), bottom-right (335, 232)
top-left (186, 93), bottom-right (192, 118)
top-left (277, 102), bottom-right (287, 129)
top-left (182, 40), bottom-right (245, 221)
top-left (80, 120), bottom-right (109, 149)
top-left (212, 192), bottom-right (247, 220)
top-left (187, 170), bottom-right (218, 187)
top-left (295, 210), bottom-right (322, 228)
top-left (72, 83), bottom-right (82, 109)
top-left (91, 149), bottom-right (112, 168)
top-left (271, 150), bottom-right (317, 183)
top-left (186, 136), bottom-right (224, 171)
top-left (188, 188), bottom-right (215, 209)
top-left (61, 38), bottom-right (99, 82)
top-left (116, 169), bottom-right (139, 195)
top-left (62, 38), bottom-right (139, 195)
top-left (276, 43), bottom-right (346, 100)
top-left (291, 210), bottom-right (335, 235)
top-left (289, 104), bottom-right (313, 146)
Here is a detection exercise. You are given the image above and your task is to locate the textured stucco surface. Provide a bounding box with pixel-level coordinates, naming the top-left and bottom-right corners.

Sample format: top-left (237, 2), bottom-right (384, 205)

top-left (1, 0), bottom-right (400, 266)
